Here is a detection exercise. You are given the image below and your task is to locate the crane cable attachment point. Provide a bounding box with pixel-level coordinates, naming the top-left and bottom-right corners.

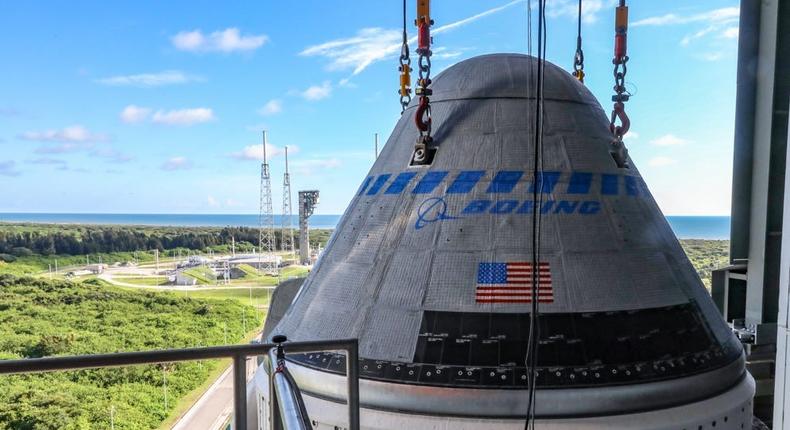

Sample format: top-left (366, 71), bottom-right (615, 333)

top-left (412, 0), bottom-right (436, 165)
top-left (572, 0), bottom-right (585, 83)
top-left (609, 0), bottom-right (631, 168)
top-left (398, 0), bottom-right (412, 113)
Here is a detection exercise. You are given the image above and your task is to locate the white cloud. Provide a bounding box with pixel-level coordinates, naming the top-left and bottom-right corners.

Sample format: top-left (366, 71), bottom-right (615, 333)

top-left (0, 160), bottom-right (20, 177)
top-left (161, 156), bottom-right (193, 171)
top-left (120, 105), bottom-right (152, 124)
top-left (623, 131), bottom-right (639, 140)
top-left (722, 27), bottom-right (739, 39)
top-left (97, 70), bottom-right (201, 87)
top-left (28, 157), bottom-right (67, 165)
top-left (292, 158), bottom-right (342, 175)
top-left (19, 125), bottom-right (107, 143)
top-left (632, 7), bottom-right (739, 27)
top-left (300, 28), bottom-right (401, 75)
top-left (207, 195), bottom-right (219, 207)
top-left (258, 99), bottom-right (283, 116)
top-left (680, 25), bottom-right (719, 46)
top-left (699, 52), bottom-right (725, 62)
top-left (651, 134), bottom-right (689, 146)
top-left (633, 7), bottom-right (740, 49)
top-left (172, 28), bottom-right (268, 53)
top-left (300, 81), bottom-right (332, 101)
top-left (152, 108), bottom-right (215, 126)
top-left (648, 156), bottom-right (677, 167)
top-left (34, 143), bottom-right (90, 154)
top-left (547, 0), bottom-right (612, 23)
top-left (300, 0), bottom-right (523, 76)
top-left (91, 148), bottom-right (133, 163)
top-left (433, 47), bottom-right (464, 60)
top-left (230, 143), bottom-right (297, 161)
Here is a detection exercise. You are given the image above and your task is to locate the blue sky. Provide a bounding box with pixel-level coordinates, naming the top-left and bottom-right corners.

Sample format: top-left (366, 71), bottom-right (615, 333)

top-left (0, 0), bottom-right (739, 215)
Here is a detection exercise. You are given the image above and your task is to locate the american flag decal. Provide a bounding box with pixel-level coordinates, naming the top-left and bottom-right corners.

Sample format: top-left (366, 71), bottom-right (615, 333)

top-left (476, 262), bottom-right (554, 303)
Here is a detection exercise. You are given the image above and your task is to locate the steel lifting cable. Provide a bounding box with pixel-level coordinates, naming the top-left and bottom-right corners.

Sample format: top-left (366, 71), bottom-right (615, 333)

top-left (398, 0), bottom-right (412, 113)
top-left (412, 0), bottom-right (434, 164)
top-left (572, 0), bottom-right (585, 83)
top-left (524, 0), bottom-right (547, 429)
top-left (610, 0), bottom-right (631, 167)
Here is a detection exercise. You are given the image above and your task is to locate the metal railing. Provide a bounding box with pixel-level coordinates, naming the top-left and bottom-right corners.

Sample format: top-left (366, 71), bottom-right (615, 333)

top-left (0, 338), bottom-right (360, 430)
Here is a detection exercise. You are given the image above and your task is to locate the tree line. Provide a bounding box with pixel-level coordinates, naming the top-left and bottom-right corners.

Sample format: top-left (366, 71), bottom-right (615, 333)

top-left (0, 226), bottom-right (322, 257)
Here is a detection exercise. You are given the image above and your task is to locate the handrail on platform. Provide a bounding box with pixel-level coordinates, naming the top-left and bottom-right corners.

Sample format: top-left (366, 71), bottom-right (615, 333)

top-left (0, 338), bottom-right (360, 430)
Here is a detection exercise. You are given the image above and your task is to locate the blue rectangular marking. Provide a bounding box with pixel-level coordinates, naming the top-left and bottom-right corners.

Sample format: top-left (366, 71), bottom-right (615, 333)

top-left (384, 172), bottom-right (417, 194)
top-left (447, 171), bottom-right (485, 194)
top-left (601, 174), bottom-right (619, 195)
top-left (477, 262), bottom-right (507, 284)
top-left (567, 172), bottom-right (593, 194)
top-left (357, 176), bottom-right (373, 196)
top-left (412, 171), bottom-right (448, 194)
top-left (366, 174), bottom-right (392, 195)
top-left (486, 171), bottom-right (523, 193)
top-left (528, 171), bottom-right (561, 194)
top-left (624, 176), bottom-right (640, 196)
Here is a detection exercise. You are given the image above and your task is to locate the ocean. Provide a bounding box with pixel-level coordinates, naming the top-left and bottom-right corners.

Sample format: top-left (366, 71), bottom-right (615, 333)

top-left (0, 213), bottom-right (731, 240)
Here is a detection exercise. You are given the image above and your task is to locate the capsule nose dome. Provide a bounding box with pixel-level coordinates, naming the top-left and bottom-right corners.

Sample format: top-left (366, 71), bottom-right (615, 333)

top-left (272, 53), bottom-right (744, 417)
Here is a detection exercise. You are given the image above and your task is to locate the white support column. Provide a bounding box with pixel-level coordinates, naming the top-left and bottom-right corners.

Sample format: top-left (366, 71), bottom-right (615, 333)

top-left (773, 99), bottom-right (790, 427)
top-left (745, 0), bottom-right (780, 326)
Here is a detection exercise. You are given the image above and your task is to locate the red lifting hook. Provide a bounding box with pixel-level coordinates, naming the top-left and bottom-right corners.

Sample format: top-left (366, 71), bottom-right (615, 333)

top-left (415, 97), bottom-right (431, 132)
top-left (610, 102), bottom-right (631, 138)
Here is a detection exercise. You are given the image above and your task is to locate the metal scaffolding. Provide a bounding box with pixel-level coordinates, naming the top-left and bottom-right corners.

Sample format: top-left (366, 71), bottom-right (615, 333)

top-left (259, 130), bottom-right (278, 276)
top-left (281, 146), bottom-right (295, 257)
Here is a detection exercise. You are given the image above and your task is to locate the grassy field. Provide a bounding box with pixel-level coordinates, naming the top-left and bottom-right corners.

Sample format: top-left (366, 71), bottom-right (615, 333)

top-left (182, 266), bottom-right (216, 285)
top-left (114, 276), bottom-right (169, 286)
top-left (0, 275), bottom-right (260, 430)
top-left (0, 251), bottom-right (161, 276)
top-left (183, 287), bottom-right (273, 311)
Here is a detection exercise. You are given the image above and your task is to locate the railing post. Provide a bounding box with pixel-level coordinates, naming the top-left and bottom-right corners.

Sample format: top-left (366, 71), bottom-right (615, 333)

top-left (270, 336), bottom-right (287, 430)
top-left (233, 354), bottom-right (247, 430)
top-left (346, 340), bottom-right (360, 430)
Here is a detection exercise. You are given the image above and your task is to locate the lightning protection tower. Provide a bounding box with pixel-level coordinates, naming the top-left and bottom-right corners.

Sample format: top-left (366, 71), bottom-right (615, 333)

top-left (258, 130), bottom-right (277, 276)
top-left (281, 146), bottom-right (295, 256)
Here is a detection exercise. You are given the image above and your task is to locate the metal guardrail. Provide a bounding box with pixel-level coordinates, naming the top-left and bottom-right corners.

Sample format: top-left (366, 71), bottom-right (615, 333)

top-left (0, 338), bottom-right (360, 430)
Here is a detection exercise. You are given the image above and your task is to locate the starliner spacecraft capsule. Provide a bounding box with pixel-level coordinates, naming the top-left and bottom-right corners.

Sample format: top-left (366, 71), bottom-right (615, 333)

top-left (255, 54), bottom-right (755, 429)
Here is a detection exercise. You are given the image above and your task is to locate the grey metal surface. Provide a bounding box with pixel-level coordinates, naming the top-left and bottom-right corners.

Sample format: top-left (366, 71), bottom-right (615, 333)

top-left (263, 277), bottom-right (306, 340)
top-left (773, 98), bottom-right (790, 427)
top-left (234, 355), bottom-right (248, 430)
top-left (273, 371), bottom-right (311, 430)
top-left (285, 355), bottom-right (746, 418)
top-left (271, 53), bottom-right (745, 413)
top-left (744, 0), bottom-right (786, 327)
top-left (730, 0), bottom-right (761, 262)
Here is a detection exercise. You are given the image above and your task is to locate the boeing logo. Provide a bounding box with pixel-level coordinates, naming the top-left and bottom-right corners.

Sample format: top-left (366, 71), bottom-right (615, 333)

top-left (415, 197), bottom-right (460, 230)
top-left (413, 197), bottom-right (601, 229)
top-left (357, 170), bottom-right (645, 198)
top-left (354, 170), bottom-right (638, 230)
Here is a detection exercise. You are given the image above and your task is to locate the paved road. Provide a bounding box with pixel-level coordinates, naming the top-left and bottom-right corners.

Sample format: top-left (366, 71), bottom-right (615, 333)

top-left (172, 357), bottom-right (257, 430)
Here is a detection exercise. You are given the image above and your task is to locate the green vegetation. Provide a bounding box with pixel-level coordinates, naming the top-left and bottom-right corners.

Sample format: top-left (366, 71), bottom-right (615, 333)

top-left (0, 275), bottom-right (259, 430)
top-left (184, 287), bottom-right (272, 310)
top-left (0, 223), bottom-right (332, 258)
top-left (281, 265), bottom-right (309, 279)
top-left (0, 251), bottom-right (159, 276)
top-left (114, 276), bottom-right (169, 286)
top-left (679, 239), bottom-right (729, 290)
top-left (182, 266), bottom-right (216, 285)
